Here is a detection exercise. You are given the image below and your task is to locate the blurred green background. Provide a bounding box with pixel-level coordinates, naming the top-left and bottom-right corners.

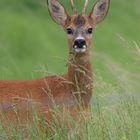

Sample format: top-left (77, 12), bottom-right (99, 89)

top-left (0, 0), bottom-right (139, 93)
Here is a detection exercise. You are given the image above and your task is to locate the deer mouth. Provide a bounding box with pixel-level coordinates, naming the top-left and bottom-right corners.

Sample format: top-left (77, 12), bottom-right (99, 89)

top-left (73, 45), bottom-right (87, 53)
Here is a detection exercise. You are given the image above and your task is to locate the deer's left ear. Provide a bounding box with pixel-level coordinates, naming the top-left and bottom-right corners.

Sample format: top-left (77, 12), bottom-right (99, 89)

top-left (89, 0), bottom-right (110, 24)
top-left (47, 0), bottom-right (69, 25)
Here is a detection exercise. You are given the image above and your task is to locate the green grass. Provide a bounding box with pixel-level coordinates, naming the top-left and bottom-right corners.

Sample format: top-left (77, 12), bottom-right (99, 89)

top-left (0, 0), bottom-right (140, 139)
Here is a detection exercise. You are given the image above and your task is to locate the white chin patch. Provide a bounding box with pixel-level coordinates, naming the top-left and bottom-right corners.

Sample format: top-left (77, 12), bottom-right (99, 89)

top-left (74, 45), bottom-right (87, 53)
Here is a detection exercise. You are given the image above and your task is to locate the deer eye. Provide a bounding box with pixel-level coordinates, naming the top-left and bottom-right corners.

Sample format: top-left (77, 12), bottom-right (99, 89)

top-left (87, 28), bottom-right (93, 34)
top-left (66, 28), bottom-right (73, 35)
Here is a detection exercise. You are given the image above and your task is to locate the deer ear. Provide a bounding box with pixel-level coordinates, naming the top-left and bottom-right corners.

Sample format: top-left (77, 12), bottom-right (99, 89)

top-left (89, 0), bottom-right (110, 24)
top-left (47, 0), bottom-right (69, 25)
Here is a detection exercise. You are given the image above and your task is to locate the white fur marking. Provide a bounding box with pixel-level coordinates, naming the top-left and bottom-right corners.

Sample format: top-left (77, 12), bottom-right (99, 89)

top-left (74, 45), bottom-right (87, 53)
top-left (75, 34), bottom-right (85, 40)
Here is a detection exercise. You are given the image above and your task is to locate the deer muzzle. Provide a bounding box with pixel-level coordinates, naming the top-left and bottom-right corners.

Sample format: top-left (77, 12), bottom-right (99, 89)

top-left (73, 39), bottom-right (87, 53)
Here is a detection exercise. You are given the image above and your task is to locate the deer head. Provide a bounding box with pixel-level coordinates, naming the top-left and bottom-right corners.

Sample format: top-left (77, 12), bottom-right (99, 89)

top-left (47, 0), bottom-right (110, 54)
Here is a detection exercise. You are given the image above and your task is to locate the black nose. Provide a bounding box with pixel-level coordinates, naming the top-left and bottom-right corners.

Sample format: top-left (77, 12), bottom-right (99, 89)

top-left (74, 39), bottom-right (86, 48)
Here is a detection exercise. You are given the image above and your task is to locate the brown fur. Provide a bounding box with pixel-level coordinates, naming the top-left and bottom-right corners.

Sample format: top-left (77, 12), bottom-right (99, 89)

top-left (74, 16), bottom-right (86, 26)
top-left (0, 51), bottom-right (93, 123)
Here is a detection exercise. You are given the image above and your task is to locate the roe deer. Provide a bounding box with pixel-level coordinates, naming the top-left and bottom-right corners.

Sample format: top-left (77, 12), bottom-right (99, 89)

top-left (0, 0), bottom-right (110, 123)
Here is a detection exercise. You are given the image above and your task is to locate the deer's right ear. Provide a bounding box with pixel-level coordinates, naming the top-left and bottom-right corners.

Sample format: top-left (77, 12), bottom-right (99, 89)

top-left (89, 0), bottom-right (110, 24)
top-left (47, 0), bottom-right (69, 25)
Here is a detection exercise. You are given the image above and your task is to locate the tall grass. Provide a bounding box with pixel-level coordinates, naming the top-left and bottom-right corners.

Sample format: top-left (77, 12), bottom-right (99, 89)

top-left (0, 41), bottom-right (139, 139)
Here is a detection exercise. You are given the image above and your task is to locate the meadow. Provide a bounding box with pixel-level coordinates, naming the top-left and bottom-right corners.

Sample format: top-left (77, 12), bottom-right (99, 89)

top-left (0, 0), bottom-right (140, 139)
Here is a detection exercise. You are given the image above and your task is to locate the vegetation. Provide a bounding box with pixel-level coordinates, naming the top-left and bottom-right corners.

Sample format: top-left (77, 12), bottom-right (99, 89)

top-left (0, 0), bottom-right (140, 139)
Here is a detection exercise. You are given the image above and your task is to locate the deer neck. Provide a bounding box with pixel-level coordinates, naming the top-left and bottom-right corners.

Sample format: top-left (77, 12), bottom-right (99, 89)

top-left (66, 51), bottom-right (93, 97)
